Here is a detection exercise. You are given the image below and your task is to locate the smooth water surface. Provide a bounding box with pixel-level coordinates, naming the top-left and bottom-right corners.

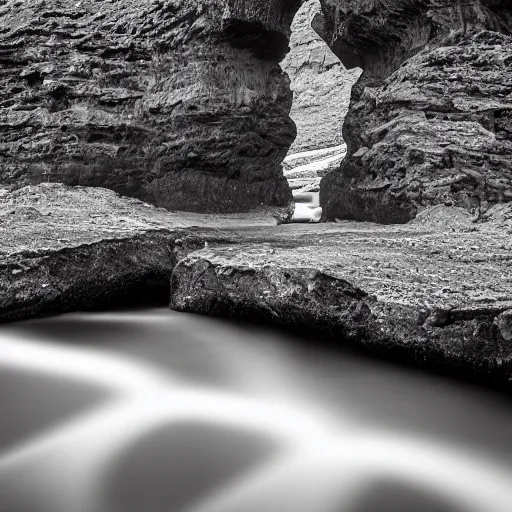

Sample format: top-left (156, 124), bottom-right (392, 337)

top-left (0, 309), bottom-right (511, 512)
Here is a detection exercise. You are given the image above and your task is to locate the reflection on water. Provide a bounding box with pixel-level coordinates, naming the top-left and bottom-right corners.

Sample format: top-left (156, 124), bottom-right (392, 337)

top-left (0, 309), bottom-right (511, 512)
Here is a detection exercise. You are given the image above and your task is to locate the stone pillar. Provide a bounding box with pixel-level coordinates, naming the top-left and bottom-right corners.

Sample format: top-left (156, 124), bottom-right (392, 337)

top-left (0, 0), bottom-right (303, 213)
top-left (315, 0), bottom-right (512, 223)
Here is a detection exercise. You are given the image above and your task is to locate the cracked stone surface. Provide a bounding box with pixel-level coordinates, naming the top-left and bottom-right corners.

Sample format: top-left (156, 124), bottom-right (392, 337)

top-left (2, 183), bottom-right (512, 386)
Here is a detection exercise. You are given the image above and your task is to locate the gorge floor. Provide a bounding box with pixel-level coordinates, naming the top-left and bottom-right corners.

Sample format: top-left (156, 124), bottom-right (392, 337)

top-left (2, 184), bottom-right (512, 390)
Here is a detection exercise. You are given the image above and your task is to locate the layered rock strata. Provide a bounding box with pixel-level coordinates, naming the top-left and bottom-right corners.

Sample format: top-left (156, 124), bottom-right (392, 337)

top-left (316, 0), bottom-right (512, 223)
top-left (0, 0), bottom-right (302, 213)
top-left (281, 0), bottom-right (360, 153)
top-left (284, 144), bottom-right (346, 192)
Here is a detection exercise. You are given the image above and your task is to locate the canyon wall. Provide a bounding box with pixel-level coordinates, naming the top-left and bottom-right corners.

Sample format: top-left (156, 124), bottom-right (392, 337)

top-left (316, 0), bottom-right (512, 223)
top-left (281, 0), bottom-right (360, 153)
top-left (0, 0), bottom-right (302, 213)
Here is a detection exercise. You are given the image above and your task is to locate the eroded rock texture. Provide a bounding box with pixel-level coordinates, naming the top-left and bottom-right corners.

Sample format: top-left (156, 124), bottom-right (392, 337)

top-left (281, 0), bottom-right (360, 153)
top-left (0, 0), bottom-right (303, 213)
top-left (316, 0), bottom-right (512, 223)
top-left (3, 181), bottom-right (512, 387)
top-left (171, 209), bottom-right (512, 388)
top-left (0, 182), bottom-right (282, 322)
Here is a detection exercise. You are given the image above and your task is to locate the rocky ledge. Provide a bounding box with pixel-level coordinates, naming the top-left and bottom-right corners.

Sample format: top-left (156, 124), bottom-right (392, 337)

top-left (2, 184), bottom-right (512, 388)
top-left (171, 206), bottom-right (512, 388)
top-left (0, 183), bottom-right (283, 321)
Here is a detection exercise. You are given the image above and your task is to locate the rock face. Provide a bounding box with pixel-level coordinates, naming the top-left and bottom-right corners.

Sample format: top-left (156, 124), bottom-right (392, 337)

top-left (281, 0), bottom-right (360, 153)
top-left (316, 0), bottom-right (512, 223)
top-left (0, 0), bottom-right (303, 213)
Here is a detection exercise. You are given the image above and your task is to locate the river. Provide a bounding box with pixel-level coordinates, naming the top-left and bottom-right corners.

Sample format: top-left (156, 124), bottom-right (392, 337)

top-left (0, 309), bottom-right (511, 512)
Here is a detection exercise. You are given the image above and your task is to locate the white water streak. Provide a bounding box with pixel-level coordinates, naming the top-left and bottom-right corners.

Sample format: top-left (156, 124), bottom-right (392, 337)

top-left (1, 315), bottom-right (512, 512)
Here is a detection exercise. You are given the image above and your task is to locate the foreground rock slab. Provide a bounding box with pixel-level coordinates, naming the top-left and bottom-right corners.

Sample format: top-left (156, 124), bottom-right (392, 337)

top-left (0, 183), bottom-right (282, 322)
top-left (171, 206), bottom-right (512, 387)
top-left (3, 183), bottom-right (512, 388)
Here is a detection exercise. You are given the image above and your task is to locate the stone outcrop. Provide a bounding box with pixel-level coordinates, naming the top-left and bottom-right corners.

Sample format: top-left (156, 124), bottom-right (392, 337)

top-left (2, 182), bottom-right (512, 387)
top-left (0, 183), bottom-right (281, 322)
top-left (171, 206), bottom-right (512, 388)
top-left (0, 0), bottom-right (303, 213)
top-left (281, 0), bottom-right (360, 153)
top-left (316, 0), bottom-right (512, 223)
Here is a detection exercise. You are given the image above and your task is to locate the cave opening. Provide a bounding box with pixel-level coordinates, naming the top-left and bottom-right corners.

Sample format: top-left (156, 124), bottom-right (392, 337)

top-left (280, 0), bottom-right (361, 221)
